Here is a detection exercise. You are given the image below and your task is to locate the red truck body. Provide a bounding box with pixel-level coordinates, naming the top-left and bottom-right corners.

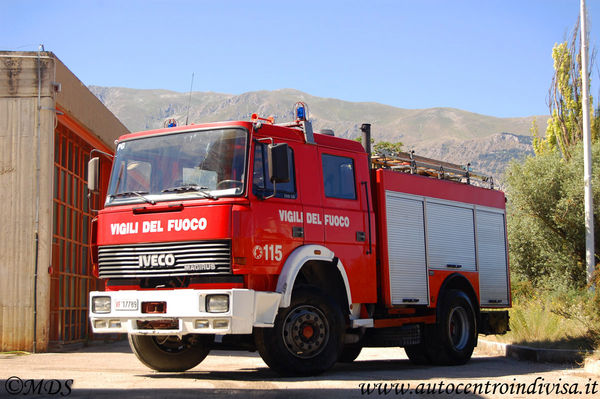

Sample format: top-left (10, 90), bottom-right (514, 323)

top-left (88, 108), bottom-right (510, 375)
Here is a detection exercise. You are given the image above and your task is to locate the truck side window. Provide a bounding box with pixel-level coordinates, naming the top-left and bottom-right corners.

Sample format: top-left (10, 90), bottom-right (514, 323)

top-left (322, 154), bottom-right (356, 200)
top-left (253, 143), bottom-right (297, 199)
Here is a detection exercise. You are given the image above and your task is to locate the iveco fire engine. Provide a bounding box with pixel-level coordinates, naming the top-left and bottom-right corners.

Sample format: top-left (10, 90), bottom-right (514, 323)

top-left (88, 103), bottom-right (509, 376)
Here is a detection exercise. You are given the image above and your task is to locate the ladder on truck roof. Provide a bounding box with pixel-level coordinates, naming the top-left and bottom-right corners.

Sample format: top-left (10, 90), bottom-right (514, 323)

top-left (371, 150), bottom-right (495, 189)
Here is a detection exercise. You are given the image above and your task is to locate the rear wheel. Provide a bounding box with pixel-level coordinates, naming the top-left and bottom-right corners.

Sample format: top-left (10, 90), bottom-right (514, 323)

top-left (405, 290), bottom-right (476, 366)
top-left (430, 289), bottom-right (477, 365)
top-left (128, 334), bottom-right (212, 372)
top-left (404, 324), bottom-right (436, 365)
top-left (254, 286), bottom-right (344, 376)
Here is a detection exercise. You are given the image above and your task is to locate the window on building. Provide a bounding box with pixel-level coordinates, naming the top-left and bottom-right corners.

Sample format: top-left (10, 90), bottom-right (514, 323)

top-left (322, 154), bottom-right (356, 200)
top-left (253, 143), bottom-right (296, 199)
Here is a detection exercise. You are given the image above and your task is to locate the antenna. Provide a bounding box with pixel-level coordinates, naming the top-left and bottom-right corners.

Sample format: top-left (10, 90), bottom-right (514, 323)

top-left (185, 72), bottom-right (194, 125)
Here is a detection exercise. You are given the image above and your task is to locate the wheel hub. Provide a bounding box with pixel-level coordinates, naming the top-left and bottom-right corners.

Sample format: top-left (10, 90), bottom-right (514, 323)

top-left (448, 306), bottom-right (469, 350)
top-left (282, 305), bottom-right (329, 359)
top-left (302, 325), bottom-right (314, 339)
top-left (153, 335), bottom-right (187, 353)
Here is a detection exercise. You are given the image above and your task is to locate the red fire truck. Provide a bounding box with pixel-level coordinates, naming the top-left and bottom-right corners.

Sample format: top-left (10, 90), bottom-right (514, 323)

top-left (88, 103), bottom-right (509, 376)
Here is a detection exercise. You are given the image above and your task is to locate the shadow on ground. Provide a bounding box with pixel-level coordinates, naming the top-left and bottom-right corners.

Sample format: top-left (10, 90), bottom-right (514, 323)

top-left (140, 355), bottom-right (570, 382)
top-left (18, 387), bottom-right (489, 399)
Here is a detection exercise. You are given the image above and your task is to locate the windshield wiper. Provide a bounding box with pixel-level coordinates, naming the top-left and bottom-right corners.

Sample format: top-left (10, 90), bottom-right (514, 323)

top-left (111, 191), bottom-right (156, 205)
top-left (161, 184), bottom-right (218, 200)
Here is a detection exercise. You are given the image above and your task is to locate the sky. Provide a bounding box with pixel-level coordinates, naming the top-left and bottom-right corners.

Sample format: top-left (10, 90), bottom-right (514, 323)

top-left (2, 0), bottom-right (599, 118)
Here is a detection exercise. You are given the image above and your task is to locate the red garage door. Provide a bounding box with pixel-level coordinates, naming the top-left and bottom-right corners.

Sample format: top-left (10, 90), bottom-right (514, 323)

top-left (49, 121), bottom-right (104, 347)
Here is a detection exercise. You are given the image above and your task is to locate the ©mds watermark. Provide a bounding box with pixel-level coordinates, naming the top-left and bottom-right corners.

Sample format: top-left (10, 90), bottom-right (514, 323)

top-left (4, 376), bottom-right (73, 396)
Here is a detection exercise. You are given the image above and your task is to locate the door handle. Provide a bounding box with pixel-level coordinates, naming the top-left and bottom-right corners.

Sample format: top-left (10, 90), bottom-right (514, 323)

top-left (402, 298), bottom-right (420, 303)
top-left (292, 226), bottom-right (304, 238)
top-left (361, 181), bottom-right (372, 254)
top-left (356, 231), bottom-right (366, 242)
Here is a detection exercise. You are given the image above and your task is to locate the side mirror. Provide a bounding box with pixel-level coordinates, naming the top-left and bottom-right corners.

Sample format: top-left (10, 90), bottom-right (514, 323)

top-left (268, 143), bottom-right (290, 183)
top-left (88, 157), bottom-right (100, 193)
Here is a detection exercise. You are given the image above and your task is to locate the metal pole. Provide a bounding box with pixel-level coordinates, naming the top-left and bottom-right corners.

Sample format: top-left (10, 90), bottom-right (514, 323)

top-left (580, 0), bottom-right (596, 287)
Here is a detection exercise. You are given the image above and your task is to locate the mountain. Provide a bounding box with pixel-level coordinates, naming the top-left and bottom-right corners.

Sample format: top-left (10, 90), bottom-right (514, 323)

top-left (89, 86), bottom-right (547, 181)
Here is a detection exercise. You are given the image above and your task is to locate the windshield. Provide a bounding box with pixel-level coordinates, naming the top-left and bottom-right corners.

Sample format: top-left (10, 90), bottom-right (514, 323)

top-left (106, 127), bottom-right (247, 205)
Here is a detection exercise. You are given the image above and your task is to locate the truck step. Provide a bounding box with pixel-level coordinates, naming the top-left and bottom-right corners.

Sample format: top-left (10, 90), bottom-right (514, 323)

top-left (361, 324), bottom-right (421, 347)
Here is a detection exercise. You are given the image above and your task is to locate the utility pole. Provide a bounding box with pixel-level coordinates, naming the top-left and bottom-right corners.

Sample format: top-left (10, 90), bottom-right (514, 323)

top-left (580, 0), bottom-right (596, 288)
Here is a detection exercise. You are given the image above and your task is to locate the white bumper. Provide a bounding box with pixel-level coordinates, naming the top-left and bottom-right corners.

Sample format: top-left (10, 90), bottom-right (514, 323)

top-left (89, 289), bottom-right (281, 336)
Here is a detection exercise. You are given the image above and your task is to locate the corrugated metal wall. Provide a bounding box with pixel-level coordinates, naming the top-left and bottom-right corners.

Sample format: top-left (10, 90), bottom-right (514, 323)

top-left (0, 53), bottom-right (55, 351)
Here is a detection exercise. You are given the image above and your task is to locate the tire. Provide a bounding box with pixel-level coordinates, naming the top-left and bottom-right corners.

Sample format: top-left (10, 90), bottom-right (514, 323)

top-left (128, 334), bottom-right (212, 372)
top-left (338, 344), bottom-right (362, 363)
top-left (404, 343), bottom-right (431, 365)
top-left (254, 286), bottom-right (344, 376)
top-left (430, 289), bottom-right (477, 365)
top-left (404, 323), bottom-right (436, 365)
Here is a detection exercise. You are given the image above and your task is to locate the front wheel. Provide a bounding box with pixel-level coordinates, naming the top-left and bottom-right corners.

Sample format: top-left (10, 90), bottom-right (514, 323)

top-left (128, 334), bottom-right (212, 372)
top-left (338, 344), bottom-right (362, 363)
top-left (254, 286), bottom-right (344, 376)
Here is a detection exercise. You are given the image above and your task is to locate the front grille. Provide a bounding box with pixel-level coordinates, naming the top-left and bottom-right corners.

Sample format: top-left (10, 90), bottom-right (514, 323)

top-left (98, 240), bottom-right (231, 278)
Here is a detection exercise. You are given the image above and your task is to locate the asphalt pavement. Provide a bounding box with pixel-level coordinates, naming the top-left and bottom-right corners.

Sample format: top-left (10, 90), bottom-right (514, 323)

top-left (0, 341), bottom-right (598, 398)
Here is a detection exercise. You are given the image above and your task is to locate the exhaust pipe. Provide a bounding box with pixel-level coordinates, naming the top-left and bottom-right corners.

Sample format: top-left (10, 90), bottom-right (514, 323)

top-left (360, 123), bottom-right (371, 169)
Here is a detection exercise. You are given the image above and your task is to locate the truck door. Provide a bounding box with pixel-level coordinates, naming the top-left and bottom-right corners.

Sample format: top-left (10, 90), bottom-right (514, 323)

top-left (250, 140), bottom-right (303, 273)
top-left (319, 149), bottom-right (376, 303)
top-left (296, 144), bottom-right (324, 244)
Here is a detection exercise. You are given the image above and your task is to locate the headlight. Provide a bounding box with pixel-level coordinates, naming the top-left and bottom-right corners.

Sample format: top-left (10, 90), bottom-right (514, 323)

top-left (92, 296), bottom-right (111, 313)
top-left (206, 294), bottom-right (229, 313)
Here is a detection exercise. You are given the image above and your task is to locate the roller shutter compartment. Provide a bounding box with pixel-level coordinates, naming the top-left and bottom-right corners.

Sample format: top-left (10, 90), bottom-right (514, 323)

top-left (476, 209), bottom-right (509, 306)
top-left (426, 201), bottom-right (476, 272)
top-left (385, 191), bottom-right (429, 305)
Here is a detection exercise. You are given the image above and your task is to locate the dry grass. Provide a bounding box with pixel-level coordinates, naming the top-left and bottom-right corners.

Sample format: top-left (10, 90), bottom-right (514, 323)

top-left (488, 296), bottom-right (596, 351)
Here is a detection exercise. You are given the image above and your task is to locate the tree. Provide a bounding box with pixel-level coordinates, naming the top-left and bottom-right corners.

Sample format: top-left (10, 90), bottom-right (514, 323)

top-left (355, 137), bottom-right (404, 157)
top-left (506, 142), bottom-right (600, 289)
top-left (532, 20), bottom-right (599, 159)
top-left (509, 18), bottom-right (600, 290)
top-left (373, 141), bottom-right (404, 157)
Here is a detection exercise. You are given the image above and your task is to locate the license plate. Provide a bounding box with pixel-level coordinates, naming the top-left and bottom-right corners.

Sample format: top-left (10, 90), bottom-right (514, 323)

top-left (115, 299), bottom-right (138, 311)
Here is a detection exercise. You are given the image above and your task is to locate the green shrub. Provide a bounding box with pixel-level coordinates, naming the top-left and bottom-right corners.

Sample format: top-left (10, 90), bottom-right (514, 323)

top-left (505, 141), bottom-right (600, 290)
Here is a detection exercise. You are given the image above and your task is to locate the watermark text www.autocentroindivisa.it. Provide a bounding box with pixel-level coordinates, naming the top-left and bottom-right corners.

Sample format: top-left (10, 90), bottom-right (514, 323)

top-left (3, 376), bottom-right (73, 396)
top-left (359, 377), bottom-right (599, 396)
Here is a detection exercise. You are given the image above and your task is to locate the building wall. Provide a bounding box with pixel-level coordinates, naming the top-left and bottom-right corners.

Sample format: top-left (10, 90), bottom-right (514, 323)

top-left (0, 52), bottom-right (55, 351)
top-left (0, 51), bottom-right (128, 351)
top-left (54, 56), bottom-right (128, 149)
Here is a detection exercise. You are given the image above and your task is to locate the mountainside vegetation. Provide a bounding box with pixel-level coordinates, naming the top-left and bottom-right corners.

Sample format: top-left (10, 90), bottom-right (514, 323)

top-left (90, 86), bottom-right (547, 181)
